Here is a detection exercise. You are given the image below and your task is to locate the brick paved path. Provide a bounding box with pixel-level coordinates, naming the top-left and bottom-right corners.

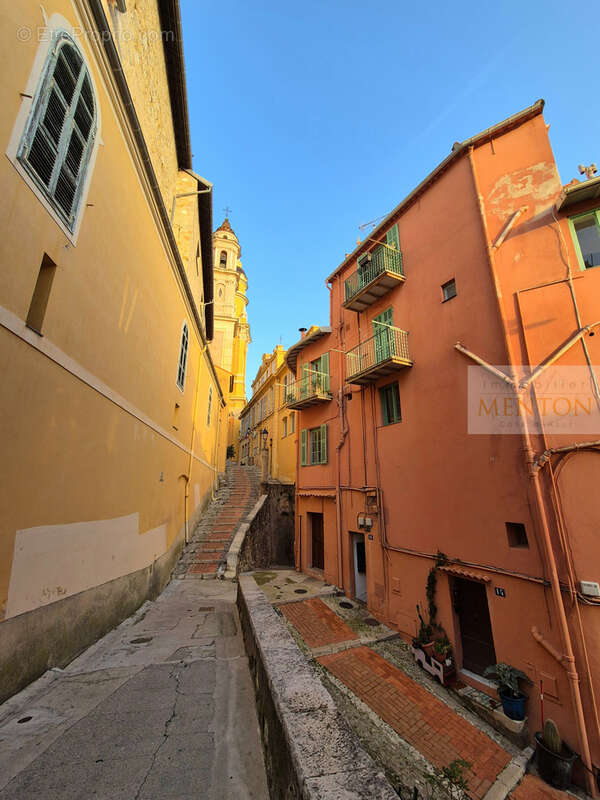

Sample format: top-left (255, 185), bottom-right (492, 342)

top-left (319, 646), bottom-right (512, 800)
top-left (510, 774), bottom-right (568, 800)
top-left (280, 597), bottom-right (358, 648)
top-left (176, 463), bottom-right (259, 578)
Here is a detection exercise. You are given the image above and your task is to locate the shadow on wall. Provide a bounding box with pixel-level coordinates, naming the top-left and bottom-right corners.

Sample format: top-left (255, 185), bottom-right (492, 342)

top-left (238, 482), bottom-right (295, 572)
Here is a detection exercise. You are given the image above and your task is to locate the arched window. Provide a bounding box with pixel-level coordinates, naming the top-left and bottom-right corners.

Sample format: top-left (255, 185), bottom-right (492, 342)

top-left (17, 33), bottom-right (97, 231)
top-left (176, 322), bottom-right (189, 391)
top-left (219, 250), bottom-right (227, 268)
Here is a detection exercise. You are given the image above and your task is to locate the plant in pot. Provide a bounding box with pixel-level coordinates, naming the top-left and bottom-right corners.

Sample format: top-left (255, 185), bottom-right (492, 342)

top-left (415, 604), bottom-right (435, 656)
top-left (535, 719), bottom-right (578, 790)
top-left (483, 663), bottom-right (533, 721)
top-left (433, 635), bottom-right (452, 664)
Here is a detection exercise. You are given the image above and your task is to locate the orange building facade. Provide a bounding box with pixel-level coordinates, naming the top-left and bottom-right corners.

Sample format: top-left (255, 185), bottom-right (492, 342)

top-left (287, 101), bottom-right (600, 790)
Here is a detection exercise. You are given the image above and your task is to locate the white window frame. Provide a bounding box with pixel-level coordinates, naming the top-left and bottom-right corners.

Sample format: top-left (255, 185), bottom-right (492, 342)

top-left (6, 16), bottom-right (101, 244)
top-left (176, 322), bottom-right (189, 391)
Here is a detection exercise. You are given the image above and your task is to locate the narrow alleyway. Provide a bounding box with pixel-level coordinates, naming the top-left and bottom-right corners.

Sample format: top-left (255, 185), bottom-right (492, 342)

top-left (0, 468), bottom-right (268, 800)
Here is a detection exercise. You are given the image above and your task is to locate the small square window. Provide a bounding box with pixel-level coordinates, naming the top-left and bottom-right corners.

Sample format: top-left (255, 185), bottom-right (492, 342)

top-left (442, 279), bottom-right (457, 302)
top-left (506, 522), bottom-right (528, 548)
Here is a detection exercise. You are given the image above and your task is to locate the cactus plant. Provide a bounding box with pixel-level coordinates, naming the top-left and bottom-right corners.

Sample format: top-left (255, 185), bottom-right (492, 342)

top-left (543, 719), bottom-right (562, 755)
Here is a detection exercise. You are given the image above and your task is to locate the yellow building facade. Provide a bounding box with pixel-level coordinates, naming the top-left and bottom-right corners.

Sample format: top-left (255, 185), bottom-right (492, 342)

top-left (239, 345), bottom-right (296, 485)
top-left (0, 0), bottom-right (228, 700)
top-left (209, 218), bottom-right (250, 457)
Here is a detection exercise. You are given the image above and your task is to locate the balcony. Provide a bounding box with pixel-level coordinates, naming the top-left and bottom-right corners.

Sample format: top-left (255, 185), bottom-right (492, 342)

top-left (343, 246), bottom-right (405, 312)
top-left (285, 371), bottom-right (332, 410)
top-left (345, 327), bottom-right (412, 384)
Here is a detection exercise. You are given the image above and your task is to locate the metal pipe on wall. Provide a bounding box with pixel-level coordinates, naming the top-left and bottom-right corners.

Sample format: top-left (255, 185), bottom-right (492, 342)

top-left (467, 147), bottom-right (596, 796)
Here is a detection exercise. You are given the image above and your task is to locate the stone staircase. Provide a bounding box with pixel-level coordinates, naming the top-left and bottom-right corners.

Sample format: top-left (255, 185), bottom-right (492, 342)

top-left (175, 462), bottom-right (261, 579)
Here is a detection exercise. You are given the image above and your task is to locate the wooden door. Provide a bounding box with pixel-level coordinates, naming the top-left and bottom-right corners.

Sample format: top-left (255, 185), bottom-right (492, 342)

top-left (454, 578), bottom-right (497, 676)
top-left (310, 513), bottom-right (324, 570)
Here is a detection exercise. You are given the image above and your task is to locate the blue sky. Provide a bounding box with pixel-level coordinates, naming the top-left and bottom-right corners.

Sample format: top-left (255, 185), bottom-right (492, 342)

top-left (181, 0), bottom-right (598, 394)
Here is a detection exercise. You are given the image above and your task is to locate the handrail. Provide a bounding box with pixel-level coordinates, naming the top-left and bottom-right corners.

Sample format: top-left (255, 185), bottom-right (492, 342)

top-left (344, 246), bottom-right (403, 303)
top-left (284, 369), bottom-right (331, 404)
top-left (346, 327), bottom-right (410, 379)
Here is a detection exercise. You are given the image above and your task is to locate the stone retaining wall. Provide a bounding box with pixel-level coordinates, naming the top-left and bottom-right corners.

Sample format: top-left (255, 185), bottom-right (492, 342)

top-left (237, 574), bottom-right (397, 799)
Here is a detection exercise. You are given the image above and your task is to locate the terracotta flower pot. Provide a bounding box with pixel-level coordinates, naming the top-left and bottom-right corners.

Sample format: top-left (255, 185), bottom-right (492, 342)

top-left (422, 641), bottom-right (435, 657)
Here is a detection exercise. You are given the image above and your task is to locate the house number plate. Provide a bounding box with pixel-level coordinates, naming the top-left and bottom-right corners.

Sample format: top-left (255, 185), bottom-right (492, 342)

top-left (494, 587), bottom-right (506, 597)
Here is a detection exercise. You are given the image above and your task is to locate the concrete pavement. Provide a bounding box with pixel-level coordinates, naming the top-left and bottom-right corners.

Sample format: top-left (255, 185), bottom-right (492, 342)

top-left (0, 578), bottom-right (268, 799)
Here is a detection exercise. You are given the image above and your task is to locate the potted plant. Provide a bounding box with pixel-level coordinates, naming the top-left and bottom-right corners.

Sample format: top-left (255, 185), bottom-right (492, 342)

top-left (433, 635), bottom-right (452, 664)
top-left (535, 719), bottom-right (578, 790)
top-left (415, 604), bottom-right (435, 656)
top-left (484, 662), bottom-right (533, 721)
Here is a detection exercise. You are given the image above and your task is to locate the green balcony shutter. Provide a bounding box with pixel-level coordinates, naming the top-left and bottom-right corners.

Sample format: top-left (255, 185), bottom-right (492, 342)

top-left (386, 224), bottom-right (399, 250)
top-left (320, 424), bottom-right (327, 464)
top-left (301, 428), bottom-right (307, 466)
top-left (321, 352), bottom-right (329, 391)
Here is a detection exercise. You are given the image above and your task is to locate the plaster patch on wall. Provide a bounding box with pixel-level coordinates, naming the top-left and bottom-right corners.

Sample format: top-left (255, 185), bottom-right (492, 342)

top-left (6, 514), bottom-right (167, 619)
top-left (194, 483), bottom-right (201, 508)
top-left (487, 161), bottom-right (561, 217)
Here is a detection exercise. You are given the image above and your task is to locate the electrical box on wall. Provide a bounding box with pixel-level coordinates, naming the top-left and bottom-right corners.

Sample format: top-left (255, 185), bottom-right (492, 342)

top-left (580, 581), bottom-right (600, 597)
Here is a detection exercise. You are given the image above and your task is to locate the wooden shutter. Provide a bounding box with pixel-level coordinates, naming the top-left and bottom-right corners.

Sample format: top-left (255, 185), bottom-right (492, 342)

top-left (19, 38), bottom-right (96, 230)
top-left (386, 224), bottom-right (400, 250)
top-left (319, 424), bottom-right (327, 464)
top-left (301, 429), bottom-right (307, 466)
top-left (320, 352), bottom-right (329, 392)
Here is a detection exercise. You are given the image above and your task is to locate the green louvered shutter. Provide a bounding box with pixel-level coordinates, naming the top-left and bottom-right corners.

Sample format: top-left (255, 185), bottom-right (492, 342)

top-left (386, 224), bottom-right (399, 250)
top-left (301, 429), bottom-right (307, 466)
top-left (321, 352), bottom-right (330, 392)
top-left (320, 424), bottom-right (327, 464)
top-left (301, 362), bottom-right (309, 399)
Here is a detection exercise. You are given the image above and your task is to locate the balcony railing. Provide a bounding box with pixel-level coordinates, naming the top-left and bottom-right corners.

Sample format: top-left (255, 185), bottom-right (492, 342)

top-left (284, 370), bottom-right (332, 409)
top-left (345, 327), bottom-right (412, 384)
top-left (344, 246), bottom-right (404, 311)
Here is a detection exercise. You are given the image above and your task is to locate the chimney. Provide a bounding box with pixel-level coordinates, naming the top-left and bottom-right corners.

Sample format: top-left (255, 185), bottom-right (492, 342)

top-left (299, 327), bottom-right (307, 339)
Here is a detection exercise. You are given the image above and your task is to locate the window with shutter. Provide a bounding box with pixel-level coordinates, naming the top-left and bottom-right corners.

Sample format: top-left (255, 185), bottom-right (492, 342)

top-left (386, 223), bottom-right (400, 250)
top-left (207, 386), bottom-right (213, 426)
top-left (17, 33), bottom-right (97, 232)
top-left (300, 429), bottom-right (307, 466)
top-left (176, 322), bottom-right (189, 391)
top-left (319, 424), bottom-right (327, 464)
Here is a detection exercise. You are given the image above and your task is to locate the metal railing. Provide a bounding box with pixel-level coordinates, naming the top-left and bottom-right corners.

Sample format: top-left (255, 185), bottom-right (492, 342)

top-left (345, 327), bottom-right (410, 379)
top-left (344, 246), bottom-right (404, 303)
top-left (284, 370), bottom-right (330, 405)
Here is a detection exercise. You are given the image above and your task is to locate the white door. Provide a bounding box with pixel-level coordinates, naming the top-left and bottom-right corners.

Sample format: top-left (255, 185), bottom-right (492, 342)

top-left (352, 533), bottom-right (367, 603)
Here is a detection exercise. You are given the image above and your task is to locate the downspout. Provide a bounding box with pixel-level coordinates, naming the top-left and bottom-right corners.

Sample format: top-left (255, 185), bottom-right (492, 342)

top-left (468, 147), bottom-right (596, 795)
top-left (330, 278), bottom-right (347, 589)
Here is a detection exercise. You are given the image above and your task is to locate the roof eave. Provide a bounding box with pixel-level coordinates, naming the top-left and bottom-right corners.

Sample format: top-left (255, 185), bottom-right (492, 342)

top-left (555, 176), bottom-right (600, 212)
top-left (327, 99), bottom-right (545, 283)
top-left (184, 170), bottom-right (214, 340)
top-left (158, 0), bottom-right (192, 170)
top-left (285, 327), bottom-right (332, 375)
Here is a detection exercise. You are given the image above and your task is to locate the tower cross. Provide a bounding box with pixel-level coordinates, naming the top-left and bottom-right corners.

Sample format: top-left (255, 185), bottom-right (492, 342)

top-left (223, 206), bottom-right (232, 217)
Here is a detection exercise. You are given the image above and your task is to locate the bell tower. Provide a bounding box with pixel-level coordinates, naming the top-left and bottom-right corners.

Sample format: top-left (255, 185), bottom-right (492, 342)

top-left (210, 218), bottom-right (250, 455)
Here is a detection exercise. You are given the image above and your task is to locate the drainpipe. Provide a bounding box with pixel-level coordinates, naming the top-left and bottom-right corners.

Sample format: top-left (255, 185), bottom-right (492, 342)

top-left (519, 321), bottom-right (600, 391)
top-left (331, 279), bottom-right (347, 589)
top-left (468, 147), bottom-right (596, 796)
